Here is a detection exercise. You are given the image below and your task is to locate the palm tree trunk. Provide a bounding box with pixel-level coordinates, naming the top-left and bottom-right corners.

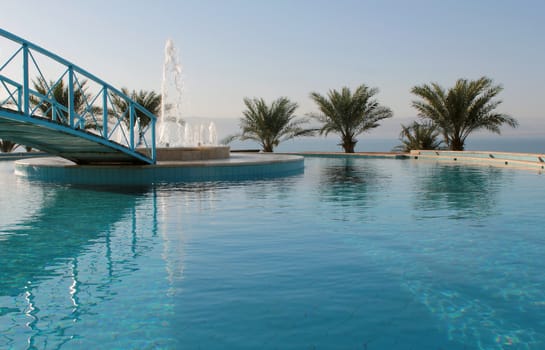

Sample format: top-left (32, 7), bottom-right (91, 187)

top-left (343, 145), bottom-right (355, 153)
top-left (449, 138), bottom-right (465, 151)
top-left (262, 142), bottom-right (274, 152)
top-left (342, 137), bottom-right (356, 153)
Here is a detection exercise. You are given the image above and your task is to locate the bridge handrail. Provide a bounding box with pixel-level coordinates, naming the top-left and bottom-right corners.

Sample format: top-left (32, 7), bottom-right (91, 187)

top-left (0, 28), bottom-right (145, 108)
top-left (0, 28), bottom-right (156, 163)
top-left (0, 75), bottom-right (22, 90)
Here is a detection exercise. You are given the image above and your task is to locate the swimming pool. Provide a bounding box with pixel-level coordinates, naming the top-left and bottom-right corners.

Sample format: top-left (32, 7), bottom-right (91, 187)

top-left (0, 156), bottom-right (544, 349)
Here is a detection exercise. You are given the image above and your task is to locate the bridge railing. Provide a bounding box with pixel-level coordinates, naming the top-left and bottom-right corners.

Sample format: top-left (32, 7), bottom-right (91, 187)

top-left (0, 28), bottom-right (156, 163)
top-left (0, 75), bottom-right (22, 111)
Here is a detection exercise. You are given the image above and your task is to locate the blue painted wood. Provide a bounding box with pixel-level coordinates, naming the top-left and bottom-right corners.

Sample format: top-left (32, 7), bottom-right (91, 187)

top-left (0, 108), bottom-right (153, 164)
top-left (22, 44), bottom-right (29, 116)
top-left (0, 28), bottom-right (157, 164)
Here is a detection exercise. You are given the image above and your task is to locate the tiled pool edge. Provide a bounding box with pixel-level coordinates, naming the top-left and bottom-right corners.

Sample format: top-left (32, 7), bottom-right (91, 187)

top-left (285, 152), bottom-right (408, 159)
top-left (14, 153), bottom-right (304, 185)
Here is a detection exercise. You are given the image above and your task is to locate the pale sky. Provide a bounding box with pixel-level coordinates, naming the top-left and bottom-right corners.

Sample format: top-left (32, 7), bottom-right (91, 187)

top-left (2, 0), bottom-right (545, 138)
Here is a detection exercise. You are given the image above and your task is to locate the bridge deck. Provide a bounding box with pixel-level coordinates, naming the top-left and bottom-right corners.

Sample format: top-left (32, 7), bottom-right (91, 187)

top-left (0, 109), bottom-right (149, 165)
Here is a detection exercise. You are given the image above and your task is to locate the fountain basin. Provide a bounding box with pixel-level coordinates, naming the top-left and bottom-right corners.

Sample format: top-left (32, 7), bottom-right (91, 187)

top-left (155, 146), bottom-right (230, 161)
top-left (13, 153), bottom-right (304, 186)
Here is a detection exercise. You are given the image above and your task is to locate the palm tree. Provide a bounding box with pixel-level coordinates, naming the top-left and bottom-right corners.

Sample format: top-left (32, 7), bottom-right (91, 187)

top-left (393, 121), bottom-right (444, 152)
top-left (0, 140), bottom-right (18, 153)
top-left (309, 85), bottom-right (393, 153)
top-left (111, 88), bottom-right (161, 129)
top-left (411, 76), bottom-right (518, 151)
top-left (31, 78), bottom-right (96, 129)
top-left (224, 97), bottom-right (314, 152)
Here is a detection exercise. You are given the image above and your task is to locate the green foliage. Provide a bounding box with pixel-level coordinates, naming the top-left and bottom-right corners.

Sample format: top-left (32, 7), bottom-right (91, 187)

top-left (112, 88), bottom-right (161, 129)
top-left (224, 97), bottom-right (314, 152)
top-left (31, 78), bottom-right (96, 128)
top-left (393, 121), bottom-right (444, 152)
top-left (411, 76), bottom-right (518, 151)
top-left (309, 85), bottom-right (393, 153)
top-left (0, 139), bottom-right (18, 153)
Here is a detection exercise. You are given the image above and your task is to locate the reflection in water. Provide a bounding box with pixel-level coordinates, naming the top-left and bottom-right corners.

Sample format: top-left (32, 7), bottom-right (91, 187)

top-left (1, 158), bottom-right (544, 349)
top-left (0, 164), bottom-right (46, 232)
top-left (0, 184), bottom-right (161, 349)
top-left (403, 278), bottom-right (540, 349)
top-left (331, 160), bottom-right (543, 349)
top-left (242, 177), bottom-right (299, 203)
top-left (413, 163), bottom-right (508, 218)
top-left (156, 184), bottom-right (206, 292)
top-left (399, 163), bottom-right (539, 348)
top-left (0, 186), bottom-right (151, 295)
top-left (319, 158), bottom-right (391, 215)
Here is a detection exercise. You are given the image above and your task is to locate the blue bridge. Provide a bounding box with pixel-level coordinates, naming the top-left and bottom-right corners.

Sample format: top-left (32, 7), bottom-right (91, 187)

top-left (0, 28), bottom-right (156, 164)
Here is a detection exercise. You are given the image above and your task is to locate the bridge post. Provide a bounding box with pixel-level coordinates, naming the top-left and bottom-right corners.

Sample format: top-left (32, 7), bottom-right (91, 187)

top-left (103, 85), bottom-right (108, 139)
top-left (22, 43), bottom-right (29, 116)
top-left (68, 66), bottom-right (75, 128)
top-left (129, 103), bottom-right (135, 150)
top-left (151, 118), bottom-right (156, 161)
top-left (17, 87), bottom-right (22, 113)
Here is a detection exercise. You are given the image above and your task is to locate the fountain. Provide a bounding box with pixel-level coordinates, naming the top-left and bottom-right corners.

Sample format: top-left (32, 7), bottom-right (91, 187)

top-left (155, 39), bottom-right (228, 161)
top-left (12, 39), bottom-right (304, 185)
top-left (157, 38), bottom-right (184, 147)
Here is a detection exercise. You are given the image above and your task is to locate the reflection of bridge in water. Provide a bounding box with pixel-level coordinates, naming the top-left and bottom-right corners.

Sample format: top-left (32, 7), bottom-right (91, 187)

top-left (0, 185), bottom-right (164, 348)
top-left (0, 28), bottom-right (156, 164)
top-left (0, 179), bottom-right (230, 348)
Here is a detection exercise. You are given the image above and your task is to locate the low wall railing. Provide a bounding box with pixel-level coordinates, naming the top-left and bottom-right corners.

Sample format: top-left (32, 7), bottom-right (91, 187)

top-left (411, 150), bottom-right (545, 169)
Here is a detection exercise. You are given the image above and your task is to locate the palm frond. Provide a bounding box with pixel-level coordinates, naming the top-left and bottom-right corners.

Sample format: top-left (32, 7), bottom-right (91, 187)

top-left (411, 76), bottom-right (517, 150)
top-left (232, 97), bottom-right (312, 152)
top-left (309, 84), bottom-right (393, 152)
top-left (393, 121), bottom-right (444, 152)
top-left (0, 139), bottom-right (18, 153)
top-left (112, 88), bottom-right (162, 129)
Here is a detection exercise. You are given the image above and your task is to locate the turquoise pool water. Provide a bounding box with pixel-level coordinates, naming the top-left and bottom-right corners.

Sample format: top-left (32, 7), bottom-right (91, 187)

top-left (1, 157), bottom-right (544, 349)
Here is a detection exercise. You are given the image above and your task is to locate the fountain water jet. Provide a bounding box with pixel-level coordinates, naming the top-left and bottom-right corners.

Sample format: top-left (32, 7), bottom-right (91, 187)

top-left (157, 39), bottom-right (218, 149)
top-left (155, 39), bottom-right (226, 161)
top-left (158, 39), bottom-right (184, 147)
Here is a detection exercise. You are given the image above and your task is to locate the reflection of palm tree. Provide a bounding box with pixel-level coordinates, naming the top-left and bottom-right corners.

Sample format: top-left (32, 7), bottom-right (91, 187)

top-left (414, 163), bottom-right (507, 218)
top-left (319, 157), bottom-right (390, 206)
top-left (310, 85), bottom-right (393, 153)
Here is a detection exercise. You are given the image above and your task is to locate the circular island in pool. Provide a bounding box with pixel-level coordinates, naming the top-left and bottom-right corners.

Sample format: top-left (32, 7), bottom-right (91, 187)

top-left (13, 147), bottom-right (304, 186)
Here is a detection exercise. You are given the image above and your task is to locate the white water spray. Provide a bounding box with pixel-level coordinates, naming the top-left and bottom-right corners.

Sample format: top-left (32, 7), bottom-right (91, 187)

top-left (157, 39), bottom-right (217, 147)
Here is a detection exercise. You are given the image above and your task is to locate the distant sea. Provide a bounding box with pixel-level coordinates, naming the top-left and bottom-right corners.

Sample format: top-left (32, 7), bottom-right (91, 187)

top-left (229, 136), bottom-right (545, 154)
top-left (3, 136), bottom-right (544, 156)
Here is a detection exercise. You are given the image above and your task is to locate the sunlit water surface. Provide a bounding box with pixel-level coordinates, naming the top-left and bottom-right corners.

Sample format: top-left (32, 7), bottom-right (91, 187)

top-left (1, 157), bottom-right (544, 349)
